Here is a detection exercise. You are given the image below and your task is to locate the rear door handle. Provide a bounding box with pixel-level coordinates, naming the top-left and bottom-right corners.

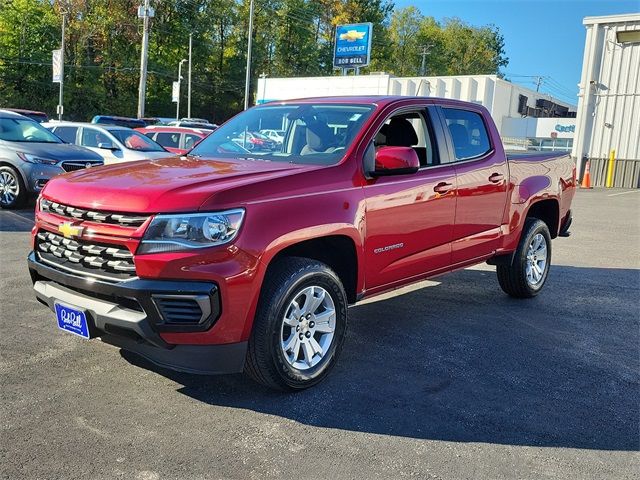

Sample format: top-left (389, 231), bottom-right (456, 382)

top-left (434, 182), bottom-right (453, 194)
top-left (489, 173), bottom-right (504, 183)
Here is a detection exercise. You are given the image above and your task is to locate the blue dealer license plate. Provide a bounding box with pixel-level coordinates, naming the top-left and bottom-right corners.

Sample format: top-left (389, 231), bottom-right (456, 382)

top-left (55, 302), bottom-right (90, 339)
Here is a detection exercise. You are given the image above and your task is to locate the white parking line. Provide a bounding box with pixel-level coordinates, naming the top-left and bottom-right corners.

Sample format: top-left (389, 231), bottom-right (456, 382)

top-left (607, 190), bottom-right (640, 197)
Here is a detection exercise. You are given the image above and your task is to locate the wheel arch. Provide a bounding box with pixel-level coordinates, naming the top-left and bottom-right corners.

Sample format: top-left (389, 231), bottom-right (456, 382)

top-left (0, 160), bottom-right (28, 186)
top-left (264, 233), bottom-right (360, 305)
top-left (525, 198), bottom-right (560, 238)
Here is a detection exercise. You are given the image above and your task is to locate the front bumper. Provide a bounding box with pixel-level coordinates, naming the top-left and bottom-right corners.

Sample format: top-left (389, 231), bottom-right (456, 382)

top-left (28, 252), bottom-right (247, 375)
top-left (22, 163), bottom-right (65, 193)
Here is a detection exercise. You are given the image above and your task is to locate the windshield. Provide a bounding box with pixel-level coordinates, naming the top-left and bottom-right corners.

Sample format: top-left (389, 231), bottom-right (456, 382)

top-left (0, 117), bottom-right (61, 143)
top-left (108, 129), bottom-right (166, 152)
top-left (190, 103), bottom-right (375, 165)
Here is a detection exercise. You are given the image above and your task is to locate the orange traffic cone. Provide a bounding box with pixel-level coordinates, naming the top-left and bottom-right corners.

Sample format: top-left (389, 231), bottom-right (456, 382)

top-left (581, 160), bottom-right (592, 189)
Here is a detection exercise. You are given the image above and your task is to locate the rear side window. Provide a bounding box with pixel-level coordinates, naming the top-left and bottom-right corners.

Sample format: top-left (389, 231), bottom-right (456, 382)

top-left (54, 126), bottom-right (77, 144)
top-left (155, 132), bottom-right (180, 148)
top-left (442, 108), bottom-right (491, 161)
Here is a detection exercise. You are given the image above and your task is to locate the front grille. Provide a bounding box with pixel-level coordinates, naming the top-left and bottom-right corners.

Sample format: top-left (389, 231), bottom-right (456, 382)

top-left (61, 161), bottom-right (102, 172)
top-left (153, 295), bottom-right (209, 324)
top-left (36, 230), bottom-right (136, 282)
top-left (40, 198), bottom-right (149, 227)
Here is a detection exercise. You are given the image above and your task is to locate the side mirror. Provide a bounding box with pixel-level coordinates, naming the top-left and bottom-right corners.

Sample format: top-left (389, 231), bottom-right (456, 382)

top-left (372, 146), bottom-right (420, 176)
top-left (98, 142), bottom-right (118, 151)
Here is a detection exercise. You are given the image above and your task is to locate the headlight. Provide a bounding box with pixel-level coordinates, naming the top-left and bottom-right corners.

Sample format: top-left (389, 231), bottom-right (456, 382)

top-left (17, 152), bottom-right (58, 165)
top-left (138, 209), bottom-right (245, 254)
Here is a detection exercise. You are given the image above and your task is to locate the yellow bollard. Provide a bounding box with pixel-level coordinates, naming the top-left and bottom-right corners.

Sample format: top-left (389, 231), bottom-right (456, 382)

top-left (605, 149), bottom-right (616, 188)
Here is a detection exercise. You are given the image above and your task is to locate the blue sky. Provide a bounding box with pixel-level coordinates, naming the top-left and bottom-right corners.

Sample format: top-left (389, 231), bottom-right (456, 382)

top-left (394, 0), bottom-right (639, 105)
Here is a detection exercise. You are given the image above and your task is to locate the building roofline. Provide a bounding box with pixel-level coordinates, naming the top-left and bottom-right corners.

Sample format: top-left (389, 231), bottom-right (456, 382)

top-left (583, 13), bottom-right (640, 25)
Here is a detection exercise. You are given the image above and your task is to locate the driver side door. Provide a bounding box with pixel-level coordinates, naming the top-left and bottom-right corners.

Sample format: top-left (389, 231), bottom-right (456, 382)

top-left (363, 106), bottom-right (457, 292)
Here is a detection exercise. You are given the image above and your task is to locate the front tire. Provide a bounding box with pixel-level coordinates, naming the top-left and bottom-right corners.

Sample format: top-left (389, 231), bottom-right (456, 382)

top-left (245, 257), bottom-right (348, 391)
top-left (497, 218), bottom-right (551, 298)
top-left (0, 166), bottom-right (26, 209)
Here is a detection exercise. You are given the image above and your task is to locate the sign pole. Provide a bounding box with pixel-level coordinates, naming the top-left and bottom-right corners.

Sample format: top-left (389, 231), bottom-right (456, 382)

top-left (58, 12), bottom-right (66, 121)
top-left (243, 0), bottom-right (255, 110)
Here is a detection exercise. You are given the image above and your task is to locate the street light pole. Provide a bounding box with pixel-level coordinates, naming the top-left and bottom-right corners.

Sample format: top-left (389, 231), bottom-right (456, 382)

top-left (137, 0), bottom-right (152, 119)
top-left (58, 11), bottom-right (66, 121)
top-left (176, 59), bottom-right (187, 120)
top-left (243, 0), bottom-right (255, 110)
top-left (188, 33), bottom-right (192, 118)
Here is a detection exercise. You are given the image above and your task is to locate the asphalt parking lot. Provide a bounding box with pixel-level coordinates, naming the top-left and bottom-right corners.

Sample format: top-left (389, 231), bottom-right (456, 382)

top-left (1, 188), bottom-right (638, 480)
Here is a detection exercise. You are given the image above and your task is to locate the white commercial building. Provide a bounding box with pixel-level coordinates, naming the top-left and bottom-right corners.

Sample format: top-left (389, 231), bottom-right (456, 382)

top-left (257, 73), bottom-right (576, 152)
top-left (573, 13), bottom-right (640, 187)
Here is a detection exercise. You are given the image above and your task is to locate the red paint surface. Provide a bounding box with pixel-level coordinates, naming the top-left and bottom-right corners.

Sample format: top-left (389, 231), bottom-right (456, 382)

top-left (34, 97), bottom-right (576, 346)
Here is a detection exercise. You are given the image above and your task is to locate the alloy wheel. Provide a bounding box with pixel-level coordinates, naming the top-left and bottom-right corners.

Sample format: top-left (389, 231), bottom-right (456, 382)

top-left (0, 171), bottom-right (19, 206)
top-left (525, 233), bottom-right (548, 285)
top-left (280, 285), bottom-right (336, 370)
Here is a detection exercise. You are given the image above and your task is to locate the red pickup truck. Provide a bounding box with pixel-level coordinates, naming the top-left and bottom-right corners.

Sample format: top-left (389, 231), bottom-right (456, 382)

top-left (28, 96), bottom-right (575, 390)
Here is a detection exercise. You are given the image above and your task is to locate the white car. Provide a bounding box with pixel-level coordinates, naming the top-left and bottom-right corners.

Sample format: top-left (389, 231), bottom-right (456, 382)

top-left (259, 129), bottom-right (285, 143)
top-left (44, 122), bottom-right (171, 164)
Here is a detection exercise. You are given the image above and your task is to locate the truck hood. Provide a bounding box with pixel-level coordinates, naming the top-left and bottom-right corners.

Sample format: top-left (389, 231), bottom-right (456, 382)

top-left (3, 142), bottom-right (103, 161)
top-left (41, 156), bottom-right (316, 213)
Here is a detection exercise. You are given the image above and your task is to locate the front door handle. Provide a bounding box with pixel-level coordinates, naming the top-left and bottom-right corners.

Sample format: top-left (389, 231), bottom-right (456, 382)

top-left (434, 182), bottom-right (453, 194)
top-left (489, 173), bottom-right (504, 183)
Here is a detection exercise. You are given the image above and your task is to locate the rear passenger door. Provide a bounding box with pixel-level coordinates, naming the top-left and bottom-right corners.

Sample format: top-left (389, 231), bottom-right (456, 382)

top-left (440, 106), bottom-right (509, 264)
top-left (52, 126), bottom-right (78, 144)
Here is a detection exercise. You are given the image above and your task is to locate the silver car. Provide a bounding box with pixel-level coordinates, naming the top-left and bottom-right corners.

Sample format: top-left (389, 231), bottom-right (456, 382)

top-left (44, 122), bottom-right (171, 165)
top-left (0, 110), bottom-right (103, 209)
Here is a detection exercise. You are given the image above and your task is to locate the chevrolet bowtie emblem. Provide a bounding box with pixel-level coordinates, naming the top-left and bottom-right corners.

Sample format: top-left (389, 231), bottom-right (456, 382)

top-left (339, 30), bottom-right (366, 42)
top-left (58, 222), bottom-right (84, 239)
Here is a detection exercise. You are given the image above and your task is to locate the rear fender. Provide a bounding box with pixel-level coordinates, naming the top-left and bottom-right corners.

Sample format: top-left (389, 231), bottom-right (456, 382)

top-left (512, 175), bottom-right (553, 205)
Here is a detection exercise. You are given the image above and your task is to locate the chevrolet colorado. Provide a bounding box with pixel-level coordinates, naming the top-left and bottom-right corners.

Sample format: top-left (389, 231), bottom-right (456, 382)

top-left (28, 96), bottom-right (575, 390)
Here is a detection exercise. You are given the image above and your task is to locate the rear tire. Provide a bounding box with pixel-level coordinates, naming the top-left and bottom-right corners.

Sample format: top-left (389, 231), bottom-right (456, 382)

top-left (0, 166), bottom-right (26, 209)
top-left (497, 218), bottom-right (551, 298)
top-left (245, 257), bottom-right (348, 391)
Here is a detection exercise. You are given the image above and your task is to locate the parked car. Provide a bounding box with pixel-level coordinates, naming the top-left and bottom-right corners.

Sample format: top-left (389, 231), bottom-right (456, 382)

top-left (0, 110), bottom-right (102, 208)
top-left (168, 120), bottom-right (218, 131)
top-left (259, 129), bottom-right (285, 144)
top-left (136, 126), bottom-right (211, 155)
top-left (44, 122), bottom-right (170, 164)
top-left (181, 117), bottom-right (211, 124)
top-left (91, 115), bottom-right (146, 129)
top-left (3, 108), bottom-right (49, 123)
top-left (232, 131), bottom-right (277, 151)
top-left (28, 96), bottom-right (575, 390)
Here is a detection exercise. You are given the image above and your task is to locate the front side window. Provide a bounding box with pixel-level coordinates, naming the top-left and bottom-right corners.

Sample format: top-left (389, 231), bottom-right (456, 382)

top-left (374, 110), bottom-right (436, 167)
top-left (184, 134), bottom-right (201, 150)
top-left (442, 108), bottom-right (491, 161)
top-left (54, 126), bottom-right (78, 144)
top-left (190, 103), bottom-right (375, 165)
top-left (81, 128), bottom-right (111, 148)
top-left (0, 117), bottom-right (61, 143)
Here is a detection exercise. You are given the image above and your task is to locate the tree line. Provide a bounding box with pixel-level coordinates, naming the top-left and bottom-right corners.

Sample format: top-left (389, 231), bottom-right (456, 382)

top-left (0, 0), bottom-right (508, 123)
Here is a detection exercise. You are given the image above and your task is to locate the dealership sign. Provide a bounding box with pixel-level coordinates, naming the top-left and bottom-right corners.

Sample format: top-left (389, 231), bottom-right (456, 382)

top-left (555, 124), bottom-right (575, 133)
top-left (333, 23), bottom-right (373, 69)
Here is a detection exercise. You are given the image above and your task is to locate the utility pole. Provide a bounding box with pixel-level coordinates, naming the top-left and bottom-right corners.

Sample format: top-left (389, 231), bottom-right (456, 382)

top-left (57, 11), bottom-right (66, 121)
top-left (244, 0), bottom-right (255, 110)
top-left (535, 76), bottom-right (543, 92)
top-left (137, 0), bottom-right (153, 119)
top-left (419, 44), bottom-right (433, 76)
top-left (188, 33), bottom-right (193, 118)
top-left (176, 59), bottom-right (187, 120)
